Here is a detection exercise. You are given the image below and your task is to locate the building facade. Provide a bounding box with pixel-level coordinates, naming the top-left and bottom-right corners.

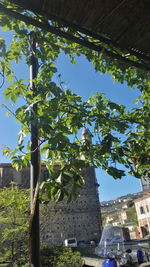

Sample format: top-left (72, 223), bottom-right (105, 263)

top-left (134, 195), bottom-right (150, 238)
top-left (0, 162), bottom-right (102, 244)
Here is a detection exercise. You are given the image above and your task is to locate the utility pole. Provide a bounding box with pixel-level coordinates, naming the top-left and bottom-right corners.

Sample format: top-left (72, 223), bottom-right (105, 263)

top-left (29, 32), bottom-right (40, 267)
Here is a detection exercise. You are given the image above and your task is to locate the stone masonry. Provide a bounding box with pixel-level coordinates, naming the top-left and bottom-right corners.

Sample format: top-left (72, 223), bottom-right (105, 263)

top-left (0, 162), bottom-right (101, 245)
top-left (0, 129), bottom-right (102, 244)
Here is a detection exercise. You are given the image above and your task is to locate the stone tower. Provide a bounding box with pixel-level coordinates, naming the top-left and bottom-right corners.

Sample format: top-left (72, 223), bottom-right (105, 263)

top-left (0, 129), bottom-right (102, 244)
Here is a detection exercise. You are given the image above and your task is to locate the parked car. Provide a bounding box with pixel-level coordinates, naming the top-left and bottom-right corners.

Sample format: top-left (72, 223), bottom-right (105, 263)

top-left (64, 237), bottom-right (77, 247)
top-left (87, 240), bottom-right (96, 246)
top-left (78, 240), bottom-right (86, 246)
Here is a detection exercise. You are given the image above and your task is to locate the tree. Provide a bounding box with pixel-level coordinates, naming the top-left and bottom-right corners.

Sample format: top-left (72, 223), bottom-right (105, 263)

top-left (127, 206), bottom-right (138, 226)
top-left (0, 5), bottom-right (149, 188)
top-left (0, 184), bottom-right (29, 265)
top-left (40, 244), bottom-right (83, 267)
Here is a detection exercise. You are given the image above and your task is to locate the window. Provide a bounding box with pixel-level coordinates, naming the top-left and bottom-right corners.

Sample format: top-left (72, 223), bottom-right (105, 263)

top-left (140, 206), bottom-right (145, 214)
top-left (146, 205), bottom-right (149, 212)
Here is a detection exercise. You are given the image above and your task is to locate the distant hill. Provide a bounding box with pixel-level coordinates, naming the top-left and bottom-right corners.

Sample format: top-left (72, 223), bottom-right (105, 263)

top-left (100, 191), bottom-right (144, 215)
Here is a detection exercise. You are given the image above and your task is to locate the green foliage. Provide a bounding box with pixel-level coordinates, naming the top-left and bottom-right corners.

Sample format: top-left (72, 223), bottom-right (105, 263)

top-left (40, 244), bottom-right (83, 267)
top-left (0, 184), bottom-right (30, 265)
top-left (0, 1), bottom-right (149, 202)
top-left (127, 206), bottom-right (138, 226)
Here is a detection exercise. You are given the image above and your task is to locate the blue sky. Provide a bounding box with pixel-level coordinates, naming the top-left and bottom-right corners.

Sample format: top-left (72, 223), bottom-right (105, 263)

top-left (0, 29), bottom-right (142, 201)
top-left (55, 54), bottom-right (142, 201)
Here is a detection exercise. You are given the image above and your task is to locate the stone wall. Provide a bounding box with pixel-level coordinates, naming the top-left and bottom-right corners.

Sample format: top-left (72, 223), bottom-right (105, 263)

top-left (0, 163), bottom-right (102, 244)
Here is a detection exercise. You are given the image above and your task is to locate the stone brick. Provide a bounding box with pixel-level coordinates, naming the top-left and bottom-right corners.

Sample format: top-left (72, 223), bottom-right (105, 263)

top-left (0, 163), bottom-right (101, 244)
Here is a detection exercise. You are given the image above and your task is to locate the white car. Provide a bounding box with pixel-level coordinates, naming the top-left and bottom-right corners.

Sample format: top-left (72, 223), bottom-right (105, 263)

top-left (64, 238), bottom-right (77, 247)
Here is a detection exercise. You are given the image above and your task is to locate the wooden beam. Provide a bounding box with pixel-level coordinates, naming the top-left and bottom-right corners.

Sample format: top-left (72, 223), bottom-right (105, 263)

top-left (0, 3), bottom-right (150, 72)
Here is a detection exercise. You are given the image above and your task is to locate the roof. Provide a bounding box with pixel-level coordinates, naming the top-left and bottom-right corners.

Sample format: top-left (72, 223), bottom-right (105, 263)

top-left (0, 162), bottom-right (60, 168)
top-left (0, 0), bottom-right (150, 70)
top-left (134, 194), bottom-right (150, 203)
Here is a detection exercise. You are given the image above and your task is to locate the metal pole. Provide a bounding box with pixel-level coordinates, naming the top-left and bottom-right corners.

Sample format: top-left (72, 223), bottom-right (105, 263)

top-left (29, 32), bottom-right (40, 267)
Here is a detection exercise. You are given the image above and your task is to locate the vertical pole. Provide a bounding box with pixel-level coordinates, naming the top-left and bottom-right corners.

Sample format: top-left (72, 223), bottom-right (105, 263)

top-left (29, 32), bottom-right (40, 267)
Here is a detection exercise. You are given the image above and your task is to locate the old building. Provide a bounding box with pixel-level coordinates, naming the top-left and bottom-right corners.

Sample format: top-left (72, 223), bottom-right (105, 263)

top-left (105, 210), bottom-right (128, 226)
top-left (0, 129), bottom-right (102, 245)
top-left (134, 195), bottom-right (150, 238)
top-left (0, 163), bottom-right (101, 244)
top-left (40, 164), bottom-right (101, 244)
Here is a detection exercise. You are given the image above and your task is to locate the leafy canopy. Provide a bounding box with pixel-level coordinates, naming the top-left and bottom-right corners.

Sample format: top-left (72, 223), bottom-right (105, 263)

top-left (0, 184), bottom-right (29, 264)
top-left (0, 1), bottom-right (149, 201)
